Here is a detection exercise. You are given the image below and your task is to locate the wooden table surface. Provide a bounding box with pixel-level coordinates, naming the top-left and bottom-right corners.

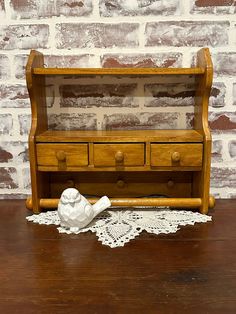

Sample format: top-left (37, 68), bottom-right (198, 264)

top-left (0, 199), bottom-right (236, 314)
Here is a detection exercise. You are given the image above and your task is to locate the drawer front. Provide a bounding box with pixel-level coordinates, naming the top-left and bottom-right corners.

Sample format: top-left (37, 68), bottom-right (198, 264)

top-left (151, 144), bottom-right (203, 167)
top-left (36, 144), bottom-right (88, 167)
top-left (93, 143), bottom-right (145, 167)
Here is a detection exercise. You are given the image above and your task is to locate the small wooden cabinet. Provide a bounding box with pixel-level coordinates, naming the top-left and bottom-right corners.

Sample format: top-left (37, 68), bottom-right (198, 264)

top-left (25, 48), bottom-right (215, 214)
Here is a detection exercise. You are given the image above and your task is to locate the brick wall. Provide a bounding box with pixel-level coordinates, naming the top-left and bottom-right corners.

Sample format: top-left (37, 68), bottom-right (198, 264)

top-left (0, 0), bottom-right (235, 199)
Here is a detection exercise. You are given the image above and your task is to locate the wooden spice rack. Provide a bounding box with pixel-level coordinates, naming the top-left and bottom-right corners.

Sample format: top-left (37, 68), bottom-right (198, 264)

top-left (25, 48), bottom-right (215, 214)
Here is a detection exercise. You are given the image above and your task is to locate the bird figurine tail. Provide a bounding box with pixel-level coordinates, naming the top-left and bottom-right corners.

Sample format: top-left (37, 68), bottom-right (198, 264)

top-left (92, 196), bottom-right (111, 217)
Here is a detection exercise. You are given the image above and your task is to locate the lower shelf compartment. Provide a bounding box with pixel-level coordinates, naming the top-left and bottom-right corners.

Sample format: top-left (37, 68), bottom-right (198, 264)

top-left (49, 171), bottom-right (192, 199)
top-left (28, 170), bottom-right (214, 213)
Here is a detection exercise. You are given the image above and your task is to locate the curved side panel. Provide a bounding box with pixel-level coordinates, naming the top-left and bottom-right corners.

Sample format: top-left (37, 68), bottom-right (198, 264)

top-left (194, 47), bottom-right (213, 137)
top-left (193, 48), bottom-right (214, 214)
top-left (26, 50), bottom-right (49, 213)
top-left (26, 50), bottom-right (48, 137)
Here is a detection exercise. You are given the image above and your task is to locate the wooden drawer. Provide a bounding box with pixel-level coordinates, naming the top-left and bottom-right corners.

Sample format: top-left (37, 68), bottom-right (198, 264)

top-left (93, 143), bottom-right (145, 167)
top-left (36, 144), bottom-right (88, 168)
top-left (151, 144), bottom-right (203, 167)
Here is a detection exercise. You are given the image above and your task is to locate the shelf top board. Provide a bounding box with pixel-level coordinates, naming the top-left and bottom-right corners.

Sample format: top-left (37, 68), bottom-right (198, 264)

top-left (32, 67), bottom-right (205, 76)
top-left (36, 129), bottom-right (203, 143)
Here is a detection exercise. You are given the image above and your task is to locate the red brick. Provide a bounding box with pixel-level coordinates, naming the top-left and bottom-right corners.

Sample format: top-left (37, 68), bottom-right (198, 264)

top-left (227, 193), bottom-right (236, 199)
top-left (0, 55), bottom-right (10, 79)
top-left (59, 84), bottom-right (138, 108)
top-left (45, 85), bottom-right (55, 108)
top-left (145, 21), bottom-right (229, 47)
top-left (99, 0), bottom-right (180, 16)
top-left (229, 140), bottom-right (236, 158)
top-left (0, 114), bottom-right (13, 135)
top-left (56, 0), bottom-right (93, 16)
top-left (196, 0), bottom-right (234, 5)
top-left (101, 52), bottom-right (183, 68)
top-left (211, 167), bottom-right (236, 188)
top-left (103, 112), bottom-right (179, 130)
top-left (144, 83), bottom-right (195, 107)
top-left (210, 192), bottom-right (221, 199)
top-left (0, 146), bottom-right (13, 162)
top-left (233, 83), bottom-right (236, 106)
top-left (210, 83), bottom-right (226, 108)
top-left (14, 54), bottom-right (95, 79)
top-left (56, 23), bottom-right (139, 49)
top-left (0, 142), bottom-right (29, 163)
top-left (22, 167), bottom-right (31, 189)
top-left (191, 0), bottom-right (236, 14)
top-left (14, 55), bottom-right (28, 79)
top-left (0, 0), bottom-right (5, 16)
top-left (0, 167), bottom-right (18, 189)
top-left (0, 193), bottom-right (29, 199)
top-left (10, 0), bottom-right (92, 18)
top-left (0, 24), bottom-right (49, 50)
top-left (186, 112), bottom-right (194, 129)
top-left (211, 140), bottom-right (223, 162)
top-left (44, 54), bottom-right (96, 68)
top-left (18, 114), bottom-right (31, 135)
top-left (48, 113), bottom-right (97, 130)
top-left (10, 0), bottom-right (44, 18)
top-left (209, 112), bottom-right (236, 132)
top-left (214, 53), bottom-right (236, 76)
top-left (18, 144), bottom-right (29, 162)
top-left (0, 85), bottom-right (30, 108)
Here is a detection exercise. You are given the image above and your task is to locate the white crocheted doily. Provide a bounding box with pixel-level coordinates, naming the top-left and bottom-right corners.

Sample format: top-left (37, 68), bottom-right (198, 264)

top-left (26, 208), bottom-right (212, 248)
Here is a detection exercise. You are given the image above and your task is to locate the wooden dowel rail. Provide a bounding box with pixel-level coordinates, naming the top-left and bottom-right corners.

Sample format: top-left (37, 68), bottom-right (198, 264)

top-left (26, 196), bottom-right (215, 211)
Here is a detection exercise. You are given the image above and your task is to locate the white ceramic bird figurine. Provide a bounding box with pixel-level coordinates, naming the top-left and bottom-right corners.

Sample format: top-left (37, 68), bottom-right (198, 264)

top-left (58, 188), bottom-right (111, 232)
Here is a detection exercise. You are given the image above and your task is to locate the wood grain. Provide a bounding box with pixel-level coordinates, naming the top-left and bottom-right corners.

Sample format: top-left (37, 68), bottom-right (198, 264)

top-left (0, 199), bottom-right (235, 314)
top-left (32, 67), bottom-right (205, 76)
top-left (36, 129), bottom-right (204, 143)
top-left (93, 143), bottom-right (145, 167)
top-left (193, 48), bottom-right (213, 214)
top-left (26, 50), bottom-right (49, 213)
top-left (151, 144), bottom-right (203, 167)
top-left (37, 165), bottom-right (202, 172)
top-left (36, 143), bottom-right (88, 168)
top-left (26, 197), bottom-right (203, 209)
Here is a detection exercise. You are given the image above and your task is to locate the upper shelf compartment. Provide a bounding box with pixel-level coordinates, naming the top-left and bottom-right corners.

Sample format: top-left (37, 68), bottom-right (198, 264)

top-left (32, 67), bottom-right (205, 76)
top-left (28, 48), bottom-right (212, 78)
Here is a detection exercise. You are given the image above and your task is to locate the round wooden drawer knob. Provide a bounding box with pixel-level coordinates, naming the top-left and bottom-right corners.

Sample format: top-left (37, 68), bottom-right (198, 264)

top-left (167, 180), bottom-right (174, 188)
top-left (56, 150), bottom-right (66, 161)
top-left (115, 151), bottom-right (124, 162)
top-left (67, 179), bottom-right (75, 187)
top-left (171, 151), bottom-right (181, 162)
top-left (117, 180), bottom-right (125, 188)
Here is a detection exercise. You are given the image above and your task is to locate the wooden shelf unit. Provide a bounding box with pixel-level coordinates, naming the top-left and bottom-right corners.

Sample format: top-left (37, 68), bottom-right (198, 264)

top-left (25, 48), bottom-right (215, 214)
